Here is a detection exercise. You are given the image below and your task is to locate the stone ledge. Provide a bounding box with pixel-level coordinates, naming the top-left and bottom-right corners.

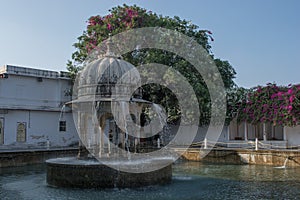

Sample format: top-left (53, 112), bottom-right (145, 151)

top-left (0, 148), bottom-right (79, 167)
top-left (178, 148), bottom-right (300, 167)
top-left (46, 158), bottom-right (172, 188)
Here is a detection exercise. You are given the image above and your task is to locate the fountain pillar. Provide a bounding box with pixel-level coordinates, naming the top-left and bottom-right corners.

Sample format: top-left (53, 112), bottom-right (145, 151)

top-left (77, 112), bottom-right (83, 158)
top-left (99, 127), bottom-right (103, 157)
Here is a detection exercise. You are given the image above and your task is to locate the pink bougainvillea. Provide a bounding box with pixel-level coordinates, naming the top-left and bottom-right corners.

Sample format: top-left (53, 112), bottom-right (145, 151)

top-left (81, 5), bottom-right (213, 54)
top-left (238, 83), bottom-right (300, 127)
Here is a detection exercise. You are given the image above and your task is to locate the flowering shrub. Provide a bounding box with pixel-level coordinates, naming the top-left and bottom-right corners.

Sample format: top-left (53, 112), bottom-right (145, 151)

top-left (237, 83), bottom-right (300, 126)
top-left (84, 6), bottom-right (147, 54)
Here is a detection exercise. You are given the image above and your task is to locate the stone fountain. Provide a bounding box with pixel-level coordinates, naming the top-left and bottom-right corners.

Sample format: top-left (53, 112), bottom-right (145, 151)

top-left (46, 39), bottom-right (173, 188)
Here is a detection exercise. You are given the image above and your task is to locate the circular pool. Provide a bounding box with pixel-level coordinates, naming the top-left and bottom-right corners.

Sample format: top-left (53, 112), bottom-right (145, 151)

top-left (46, 157), bottom-right (172, 188)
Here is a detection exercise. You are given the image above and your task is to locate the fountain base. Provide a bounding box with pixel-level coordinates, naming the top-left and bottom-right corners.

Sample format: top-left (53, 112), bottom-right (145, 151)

top-left (46, 157), bottom-right (172, 188)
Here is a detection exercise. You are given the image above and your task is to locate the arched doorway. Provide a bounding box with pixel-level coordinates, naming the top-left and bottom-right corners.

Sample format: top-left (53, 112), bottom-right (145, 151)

top-left (16, 122), bottom-right (26, 142)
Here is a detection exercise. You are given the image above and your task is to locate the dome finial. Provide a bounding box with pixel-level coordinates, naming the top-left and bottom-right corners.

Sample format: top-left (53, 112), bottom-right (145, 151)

top-left (105, 34), bottom-right (120, 58)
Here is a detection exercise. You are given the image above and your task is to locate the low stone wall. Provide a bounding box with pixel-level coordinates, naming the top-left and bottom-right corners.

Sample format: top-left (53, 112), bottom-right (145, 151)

top-left (0, 148), bottom-right (79, 167)
top-left (46, 158), bottom-right (172, 188)
top-left (179, 148), bottom-right (300, 167)
top-left (238, 150), bottom-right (300, 167)
top-left (2, 147), bottom-right (300, 168)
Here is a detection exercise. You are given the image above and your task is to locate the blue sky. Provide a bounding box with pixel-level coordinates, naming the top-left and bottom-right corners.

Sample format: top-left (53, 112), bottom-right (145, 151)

top-left (0, 0), bottom-right (299, 88)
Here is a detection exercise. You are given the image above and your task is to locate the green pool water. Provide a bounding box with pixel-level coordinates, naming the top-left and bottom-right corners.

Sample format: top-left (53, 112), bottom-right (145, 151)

top-left (1, 161), bottom-right (300, 200)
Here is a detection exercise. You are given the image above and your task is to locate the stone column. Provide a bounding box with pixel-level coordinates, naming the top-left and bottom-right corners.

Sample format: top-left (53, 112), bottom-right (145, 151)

top-left (94, 124), bottom-right (98, 155)
top-left (283, 126), bottom-right (287, 141)
top-left (83, 113), bottom-right (87, 147)
top-left (99, 114), bottom-right (108, 157)
top-left (271, 125), bottom-right (275, 139)
top-left (244, 121), bottom-right (248, 141)
top-left (283, 126), bottom-right (288, 148)
top-left (263, 123), bottom-right (267, 141)
top-left (77, 112), bottom-right (83, 158)
top-left (99, 127), bottom-right (103, 157)
top-left (227, 126), bottom-right (230, 141)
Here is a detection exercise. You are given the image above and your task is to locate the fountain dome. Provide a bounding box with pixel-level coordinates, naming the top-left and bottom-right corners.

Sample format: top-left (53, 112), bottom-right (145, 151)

top-left (75, 46), bottom-right (142, 102)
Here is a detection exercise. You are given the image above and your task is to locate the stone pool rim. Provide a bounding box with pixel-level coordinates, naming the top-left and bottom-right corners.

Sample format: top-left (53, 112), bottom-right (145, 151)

top-left (46, 157), bottom-right (173, 188)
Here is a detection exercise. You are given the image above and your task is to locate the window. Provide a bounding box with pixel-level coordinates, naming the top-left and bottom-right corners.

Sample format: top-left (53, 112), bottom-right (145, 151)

top-left (59, 121), bottom-right (66, 132)
top-left (17, 122), bottom-right (26, 142)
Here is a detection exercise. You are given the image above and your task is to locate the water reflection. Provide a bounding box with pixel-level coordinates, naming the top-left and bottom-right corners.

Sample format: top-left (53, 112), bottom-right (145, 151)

top-left (0, 162), bottom-right (300, 200)
top-left (174, 161), bottom-right (300, 182)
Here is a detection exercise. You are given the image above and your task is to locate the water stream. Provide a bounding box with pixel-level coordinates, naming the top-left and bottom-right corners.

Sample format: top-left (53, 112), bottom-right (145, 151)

top-left (274, 157), bottom-right (289, 169)
top-left (58, 105), bottom-right (66, 121)
top-left (118, 101), bottom-right (131, 159)
top-left (151, 103), bottom-right (167, 129)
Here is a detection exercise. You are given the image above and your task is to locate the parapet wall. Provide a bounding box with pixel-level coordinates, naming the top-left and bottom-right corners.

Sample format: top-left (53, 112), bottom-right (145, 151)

top-left (179, 148), bottom-right (300, 167)
top-left (0, 148), bottom-right (79, 167)
top-left (2, 148), bottom-right (300, 168)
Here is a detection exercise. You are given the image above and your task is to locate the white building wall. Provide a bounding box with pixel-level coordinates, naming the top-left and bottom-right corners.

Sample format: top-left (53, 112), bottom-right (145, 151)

top-left (163, 125), bottom-right (228, 146)
top-left (285, 125), bottom-right (300, 148)
top-left (192, 126), bottom-right (228, 143)
top-left (0, 106), bottom-right (78, 147)
top-left (0, 74), bottom-right (70, 110)
top-left (0, 65), bottom-right (79, 148)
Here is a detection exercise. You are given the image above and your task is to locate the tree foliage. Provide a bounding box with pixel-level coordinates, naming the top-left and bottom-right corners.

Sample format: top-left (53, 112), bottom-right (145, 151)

top-left (67, 4), bottom-right (239, 125)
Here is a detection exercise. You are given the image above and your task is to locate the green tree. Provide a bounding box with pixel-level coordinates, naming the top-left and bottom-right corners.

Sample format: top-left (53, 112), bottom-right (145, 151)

top-left (67, 4), bottom-right (238, 125)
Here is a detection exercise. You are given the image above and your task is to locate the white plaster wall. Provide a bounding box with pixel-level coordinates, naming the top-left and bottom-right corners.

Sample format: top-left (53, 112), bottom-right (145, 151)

top-left (0, 67), bottom-right (78, 148)
top-left (29, 110), bottom-right (78, 147)
top-left (0, 110), bottom-right (27, 145)
top-left (0, 110), bottom-right (78, 147)
top-left (0, 74), bottom-right (71, 110)
top-left (192, 126), bottom-right (228, 143)
top-left (285, 125), bottom-right (300, 147)
top-left (163, 125), bottom-right (228, 145)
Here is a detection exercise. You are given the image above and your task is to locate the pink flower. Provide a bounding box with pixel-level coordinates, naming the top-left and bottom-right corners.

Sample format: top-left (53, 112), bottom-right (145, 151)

top-left (127, 9), bottom-right (134, 17)
top-left (125, 22), bottom-right (132, 27)
top-left (271, 93), bottom-right (277, 99)
top-left (277, 91), bottom-right (284, 97)
top-left (287, 88), bottom-right (293, 94)
top-left (107, 23), bottom-right (112, 31)
top-left (88, 16), bottom-right (103, 26)
top-left (257, 87), bottom-right (262, 93)
top-left (126, 8), bottom-right (138, 18)
top-left (289, 95), bottom-right (295, 103)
